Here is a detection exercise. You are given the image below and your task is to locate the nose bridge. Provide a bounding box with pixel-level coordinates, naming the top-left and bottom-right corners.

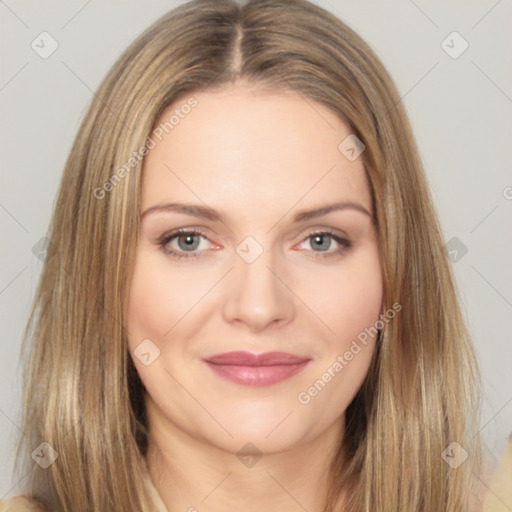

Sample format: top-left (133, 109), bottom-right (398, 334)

top-left (222, 237), bottom-right (294, 330)
top-left (236, 242), bottom-right (277, 292)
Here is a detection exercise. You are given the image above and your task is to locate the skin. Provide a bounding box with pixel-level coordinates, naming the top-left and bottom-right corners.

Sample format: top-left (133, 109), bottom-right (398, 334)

top-left (127, 83), bottom-right (383, 512)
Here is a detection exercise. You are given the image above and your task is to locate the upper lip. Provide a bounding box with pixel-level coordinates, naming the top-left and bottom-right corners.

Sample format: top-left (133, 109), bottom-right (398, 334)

top-left (204, 351), bottom-right (310, 366)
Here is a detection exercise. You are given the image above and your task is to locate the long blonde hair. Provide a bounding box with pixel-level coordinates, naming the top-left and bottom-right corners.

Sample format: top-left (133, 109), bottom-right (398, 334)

top-left (14, 0), bottom-right (482, 510)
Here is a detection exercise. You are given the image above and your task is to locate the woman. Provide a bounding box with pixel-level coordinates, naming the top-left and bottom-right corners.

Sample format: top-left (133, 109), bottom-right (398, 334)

top-left (0, 0), bottom-right (494, 510)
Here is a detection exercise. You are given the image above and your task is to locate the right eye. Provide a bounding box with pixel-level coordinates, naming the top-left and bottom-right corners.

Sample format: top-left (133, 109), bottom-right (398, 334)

top-left (157, 228), bottom-right (215, 259)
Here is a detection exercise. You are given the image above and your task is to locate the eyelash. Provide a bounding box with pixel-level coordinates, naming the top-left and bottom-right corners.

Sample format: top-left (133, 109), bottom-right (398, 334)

top-left (157, 228), bottom-right (351, 260)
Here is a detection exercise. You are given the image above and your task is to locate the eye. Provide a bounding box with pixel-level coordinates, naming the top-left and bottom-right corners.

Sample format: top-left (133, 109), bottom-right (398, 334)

top-left (296, 230), bottom-right (351, 259)
top-left (157, 228), bottom-right (351, 260)
top-left (157, 228), bottom-right (213, 259)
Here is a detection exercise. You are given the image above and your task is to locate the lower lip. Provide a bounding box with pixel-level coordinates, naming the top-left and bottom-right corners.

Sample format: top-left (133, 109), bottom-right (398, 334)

top-left (204, 361), bottom-right (310, 386)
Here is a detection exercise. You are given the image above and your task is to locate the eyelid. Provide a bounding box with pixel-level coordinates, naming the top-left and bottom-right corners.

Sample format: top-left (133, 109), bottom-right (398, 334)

top-left (156, 227), bottom-right (211, 245)
top-left (293, 225), bottom-right (349, 242)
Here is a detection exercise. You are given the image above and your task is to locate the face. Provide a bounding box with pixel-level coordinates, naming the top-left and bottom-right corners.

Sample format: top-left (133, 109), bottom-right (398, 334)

top-left (127, 83), bottom-right (383, 455)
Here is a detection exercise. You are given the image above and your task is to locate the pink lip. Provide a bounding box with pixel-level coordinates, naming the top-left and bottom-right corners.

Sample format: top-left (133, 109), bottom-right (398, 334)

top-left (203, 351), bottom-right (311, 387)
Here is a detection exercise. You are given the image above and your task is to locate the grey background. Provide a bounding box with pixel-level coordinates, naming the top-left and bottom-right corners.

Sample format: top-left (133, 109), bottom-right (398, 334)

top-left (1, 0), bottom-right (511, 499)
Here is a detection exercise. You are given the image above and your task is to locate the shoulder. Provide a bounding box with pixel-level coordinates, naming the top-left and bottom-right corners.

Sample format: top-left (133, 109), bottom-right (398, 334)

top-left (0, 495), bottom-right (46, 512)
top-left (482, 434), bottom-right (512, 511)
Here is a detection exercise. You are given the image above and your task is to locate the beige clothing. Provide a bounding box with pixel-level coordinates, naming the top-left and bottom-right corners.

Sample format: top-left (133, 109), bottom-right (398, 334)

top-left (140, 456), bottom-right (168, 511)
top-left (482, 435), bottom-right (512, 512)
top-left (1, 438), bottom-right (511, 511)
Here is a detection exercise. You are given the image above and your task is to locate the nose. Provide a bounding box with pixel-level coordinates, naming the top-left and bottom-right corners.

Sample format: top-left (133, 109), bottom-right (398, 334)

top-left (222, 248), bottom-right (295, 333)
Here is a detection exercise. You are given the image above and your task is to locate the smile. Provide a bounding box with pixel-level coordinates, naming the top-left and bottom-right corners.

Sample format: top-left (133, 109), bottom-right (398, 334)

top-left (203, 351), bottom-right (311, 387)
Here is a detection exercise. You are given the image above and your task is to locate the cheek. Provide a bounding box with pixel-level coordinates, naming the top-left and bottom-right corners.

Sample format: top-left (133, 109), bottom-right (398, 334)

top-left (305, 245), bottom-right (383, 347)
top-left (127, 243), bottom-right (383, 352)
top-left (296, 245), bottom-right (382, 405)
top-left (126, 252), bottom-right (205, 345)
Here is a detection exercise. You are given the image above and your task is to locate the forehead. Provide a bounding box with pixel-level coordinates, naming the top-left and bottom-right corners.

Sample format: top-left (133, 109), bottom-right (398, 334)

top-left (141, 85), bottom-right (372, 217)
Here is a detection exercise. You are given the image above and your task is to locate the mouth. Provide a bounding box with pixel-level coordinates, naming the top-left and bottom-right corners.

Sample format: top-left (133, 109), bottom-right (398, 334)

top-left (202, 351), bottom-right (311, 387)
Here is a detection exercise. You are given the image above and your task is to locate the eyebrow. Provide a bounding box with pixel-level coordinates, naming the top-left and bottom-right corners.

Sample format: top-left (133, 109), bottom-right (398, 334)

top-left (141, 201), bottom-right (372, 223)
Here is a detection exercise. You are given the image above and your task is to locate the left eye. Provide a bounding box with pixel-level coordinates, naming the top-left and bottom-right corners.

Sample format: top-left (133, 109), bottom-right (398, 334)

top-left (296, 231), bottom-right (351, 257)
